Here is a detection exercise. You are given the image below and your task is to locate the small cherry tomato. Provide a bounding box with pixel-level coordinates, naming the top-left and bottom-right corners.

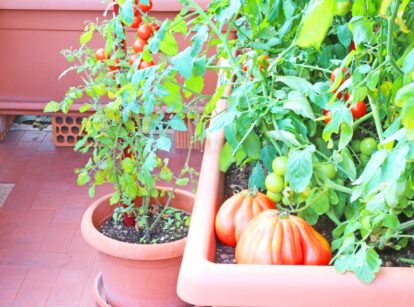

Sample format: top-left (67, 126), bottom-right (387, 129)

top-left (139, 60), bottom-right (154, 69)
top-left (330, 67), bottom-right (349, 83)
top-left (95, 48), bottom-right (107, 61)
top-left (349, 41), bottom-right (356, 51)
top-left (149, 22), bottom-right (160, 31)
top-left (272, 156), bottom-right (288, 176)
top-left (351, 140), bottom-right (361, 153)
top-left (350, 101), bottom-right (367, 119)
top-left (323, 109), bottom-right (332, 124)
top-left (137, 24), bottom-right (153, 40)
top-left (258, 55), bottom-right (270, 71)
top-left (318, 163), bottom-right (336, 180)
top-left (265, 173), bottom-right (284, 193)
top-left (266, 191), bottom-right (282, 203)
top-left (360, 137), bottom-right (377, 156)
top-left (344, 92), bottom-right (350, 101)
top-left (131, 15), bottom-right (142, 29)
top-left (133, 38), bottom-right (147, 53)
top-left (137, 0), bottom-right (152, 13)
top-left (128, 54), bottom-right (138, 66)
top-left (109, 58), bottom-right (120, 71)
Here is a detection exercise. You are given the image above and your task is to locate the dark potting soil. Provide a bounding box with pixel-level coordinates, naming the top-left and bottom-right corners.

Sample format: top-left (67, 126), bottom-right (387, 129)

top-left (215, 164), bottom-right (414, 267)
top-left (99, 205), bottom-right (190, 244)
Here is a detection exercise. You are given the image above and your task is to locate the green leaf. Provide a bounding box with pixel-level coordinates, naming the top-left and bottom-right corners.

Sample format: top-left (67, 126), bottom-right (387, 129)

top-left (80, 24), bottom-right (95, 46)
top-left (121, 158), bottom-right (135, 174)
top-left (160, 166), bottom-right (173, 181)
top-left (169, 116), bottom-right (187, 131)
top-left (184, 75), bottom-right (204, 98)
top-left (172, 47), bottom-right (194, 79)
top-left (296, 0), bottom-right (335, 49)
top-left (219, 142), bottom-right (236, 172)
top-left (157, 136), bottom-right (172, 152)
top-left (284, 91), bottom-right (315, 120)
top-left (402, 101), bottom-right (414, 138)
top-left (119, 0), bottom-right (134, 26)
top-left (94, 171), bottom-right (105, 185)
top-left (286, 145), bottom-right (315, 193)
top-left (340, 148), bottom-right (357, 181)
top-left (276, 76), bottom-right (315, 95)
top-left (298, 207), bottom-right (319, 225)
top-left (383, 214), bottom-right (400, 229)
top-left (248, 163), bottom-right (266, 190)
top-left (44, 101), bottom-right (60, 113)
top-left (176, 178), bottom-right (190, 186)
top-left (266, 130), bottom-right (301, 147)
top-left (159, 31), bottom-right (179, 56)
top-left (88, 185), bottom-right (96, 198)
top-left (242, 131), bottom-right (261, 160)
top-left (77, 172), bottom-right (91, 186)
top-left (307, 189), bottom-right (330, 215)
top-left (260, 146), bottom-right (277, 172)
top-left (348, 16), bottom-right (374, 47)
top-left (395, 83), bottom-right (414, 108)
top-left (110, 191), bottom-right (120, 205)
top-left (163, 81), bottom-right (183, 111)
top-left (171, 15), bottom-right (187, 34)
top-left (79, 103), bottom-right (92, 113)
top-left (337, 24), bottom-right (352, 47)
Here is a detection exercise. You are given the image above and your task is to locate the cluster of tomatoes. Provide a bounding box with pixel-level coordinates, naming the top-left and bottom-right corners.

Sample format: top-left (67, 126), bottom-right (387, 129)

top-left (323, 67), bottom-right (368, 124)
top-left (94, 0), bottom-right (157, 72)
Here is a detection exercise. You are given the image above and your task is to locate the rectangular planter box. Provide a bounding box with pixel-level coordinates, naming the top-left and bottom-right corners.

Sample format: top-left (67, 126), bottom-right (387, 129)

top-left (177, 85), bottom-right (414, 307)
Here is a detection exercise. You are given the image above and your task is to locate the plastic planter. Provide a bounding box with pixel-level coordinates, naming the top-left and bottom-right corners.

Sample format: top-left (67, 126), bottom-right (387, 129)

top-left (177, 87), bottom-right (414, 307)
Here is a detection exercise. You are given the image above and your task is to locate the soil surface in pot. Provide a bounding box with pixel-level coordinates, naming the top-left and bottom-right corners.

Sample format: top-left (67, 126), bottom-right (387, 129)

top-left (215, 164), bottom-right (414, 267)
top-left (99, 204), bottom-right (190, 244)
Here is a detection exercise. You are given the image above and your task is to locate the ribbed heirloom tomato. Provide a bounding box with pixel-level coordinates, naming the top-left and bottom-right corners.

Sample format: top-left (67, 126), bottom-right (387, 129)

top-left (235, 210), bottom-right (332, 265)
top-left (215, 190), bottom-right (275, 247)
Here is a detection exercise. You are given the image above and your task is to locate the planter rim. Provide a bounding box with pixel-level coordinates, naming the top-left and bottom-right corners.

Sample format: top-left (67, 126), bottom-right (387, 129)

top-left (0, 0), bottom-right (209, 11)
top-left (177, 80), bottom-right (414, 306)
top-left (81, 186), bottom-right (195, 261)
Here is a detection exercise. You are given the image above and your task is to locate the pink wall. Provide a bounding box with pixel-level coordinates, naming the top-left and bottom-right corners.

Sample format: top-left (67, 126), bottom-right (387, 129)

top-left (0, 0), bottom-right (213, 111)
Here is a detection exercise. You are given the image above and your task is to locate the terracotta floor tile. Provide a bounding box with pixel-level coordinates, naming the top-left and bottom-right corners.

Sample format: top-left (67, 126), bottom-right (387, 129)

top-left (79, 261), bottom-right (101, 307)
top-left (46, 268), bottom-right (89, 306)
top-left (0, 160), bottom-right (28, 183)
top-left (1, 235), bottom-right (44, 267)
top-left (0, 265), bottom-right (28, 304)
top-left (38, 134), bottom-right (56, 152)
top-left (19, 131), bottom-right (47, 143)
top-left (23, 267), bottom-right (60, 286)
top-left (39, 223), bottom-right (78, 253)
top-left (7, 141), bottom-right (41, 161)
top-left (31, 252), bottom-right (66, 270)
top-left (11, 284), bottom-right (52, 307)
top-left (63, 229), bottom-right (98, 271)
top-left (0, 131), bottom-right (24, 147)
top-left (14, 209), bottom-right (55, 237)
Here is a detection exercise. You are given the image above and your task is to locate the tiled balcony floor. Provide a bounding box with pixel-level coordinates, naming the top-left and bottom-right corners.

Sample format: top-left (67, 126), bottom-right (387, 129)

top-left (0, 130), bottom-right (202, 307)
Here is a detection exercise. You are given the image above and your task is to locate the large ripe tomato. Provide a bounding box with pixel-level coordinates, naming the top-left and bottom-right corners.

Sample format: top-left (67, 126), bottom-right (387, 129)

top-left (330, 67), bottom-right (349, 83)
top-left (235, 210), bottom-right (332, 265)
top-left (137, 0), bottom-right (153, 13)
top-left (215, 190), bottom-right (275, 247)
top-left (95, 48), bottom-right (107, 61)
top-left (139, 60), bottom-right (154, 69)
top-left (137, 24), bottom-right (153, 40)
top-left (350, 101), bottom-right (367, 119)
top-left (131, 15), bottom-right (142, 29)
top-left (133, 38), bottom-right (147, 53)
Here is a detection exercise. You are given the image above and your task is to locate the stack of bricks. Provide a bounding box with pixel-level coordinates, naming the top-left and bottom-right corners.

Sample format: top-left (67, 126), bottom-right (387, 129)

top-left (0, 115), bottom-right (15, 142)
top-left (51, 115), bottom-right (85, 147)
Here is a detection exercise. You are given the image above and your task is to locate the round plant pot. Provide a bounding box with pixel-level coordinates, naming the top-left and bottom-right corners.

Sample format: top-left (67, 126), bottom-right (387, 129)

top-left (81, 186), bottom-right (195, 307)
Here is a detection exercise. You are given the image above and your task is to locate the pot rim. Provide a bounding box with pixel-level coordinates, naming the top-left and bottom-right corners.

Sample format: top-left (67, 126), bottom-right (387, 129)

top-left (81, 186), bottom-right (195, 261)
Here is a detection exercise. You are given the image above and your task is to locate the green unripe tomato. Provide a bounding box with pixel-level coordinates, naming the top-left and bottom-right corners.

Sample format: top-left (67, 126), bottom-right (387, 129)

top-left (266, 191), bottom-right (282, 203)
top-left (319, 163), bottom-right (337, 180)
top-left (360, 137), bottom-right (377, 156)
top-left (360, 154), bottom-right (370, 165)
top-left (265, 173), bottom-right (284, 193)
top-left (351, 140), bottom-right (361, 153)
top-left (93, 84), bottom-right (107, 97)
top-left (336, 0), bottom-right (351, 16)
top-left (85, 87), bottom-right (95, 97)
top-left (272, 156), bottom-right (288, 176)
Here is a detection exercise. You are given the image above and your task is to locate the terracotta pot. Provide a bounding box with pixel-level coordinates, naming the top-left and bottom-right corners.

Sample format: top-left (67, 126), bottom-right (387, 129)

top-left (81, 187), bottom-right (195, 307)
top-left (176, 87), bottom-right (414, 306)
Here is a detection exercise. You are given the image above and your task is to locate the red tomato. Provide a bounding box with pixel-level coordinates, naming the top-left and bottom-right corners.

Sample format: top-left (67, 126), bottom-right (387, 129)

top-left (133, 38), bottom-right (147, 53)
top-left (215, 190), bottom-right (275, 247)
top-left (350, 101), bottom-right (367, 119)
top-left (128, 54), bottom-right (138, 66)
top-left (131, 15), bottom-right (142, 29)
top-left (259, 55), bottom-right (270, 71)
top-left (235, 210), bottom-right (332, 265)
top-left (137, 0), bottom-right (152, 13)
top-left (139, 60), bottom-right (154, 69)
top-left (349, 41), bottom-right (356, 51)
top-left (123, 212), bottom-right (135, 227)
top-left (109, 58), bottom-right (120, 71)
top-left (330, 67), bottom-right (349, 83)
top-left (344, 92), bottom-right (350, 101)
top-left (95, 48), bottom-right (107, 61)
top-left (149, 22), bottom-right (160, 31)
top-left (137, 24), bottom-right (153, 40)
top-left (323, 109), bottom-right (331, 124)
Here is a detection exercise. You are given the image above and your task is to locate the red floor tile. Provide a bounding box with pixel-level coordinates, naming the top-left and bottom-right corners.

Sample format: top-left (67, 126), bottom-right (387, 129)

top-left (11, 284), bottom-right (52, 307)
top-left (46, 269), bottom-right (89, 306)
top-left (39, 223), bottom-right (78, 253)
top-left (1, 235), bottom-right (44, 267)
top-left (0, 265), bottom-right (28, 304)
top-left (14, 209), bottom-right (56, 237)
top-left (0, 160), bottom-right (28, 183)
top-left (19, 131), bottom-right (47, 143)
top-left (23, 267), bottom-right (60, 286)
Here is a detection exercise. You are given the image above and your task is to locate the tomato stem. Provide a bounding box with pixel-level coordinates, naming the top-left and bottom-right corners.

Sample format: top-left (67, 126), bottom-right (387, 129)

top-left (386, 0), bottom-right (404, 76)
top-left (367, 95), bottom-right (384, 142)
